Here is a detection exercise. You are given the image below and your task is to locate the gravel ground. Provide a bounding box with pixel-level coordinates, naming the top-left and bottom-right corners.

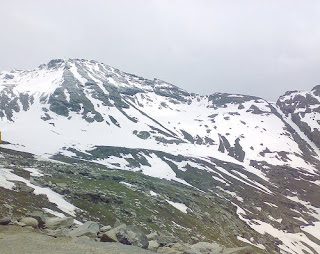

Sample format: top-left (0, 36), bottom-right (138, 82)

top-left (0, 225), bottom-right (154, 254)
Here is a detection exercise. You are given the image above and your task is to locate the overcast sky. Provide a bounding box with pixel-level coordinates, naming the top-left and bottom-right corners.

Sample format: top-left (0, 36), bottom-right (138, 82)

top-left (1, 0), bottom-right (320, 101)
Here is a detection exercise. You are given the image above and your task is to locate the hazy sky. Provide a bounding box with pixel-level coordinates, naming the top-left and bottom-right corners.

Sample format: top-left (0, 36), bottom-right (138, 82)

top-left (1, 0), bottom-right (320, 101)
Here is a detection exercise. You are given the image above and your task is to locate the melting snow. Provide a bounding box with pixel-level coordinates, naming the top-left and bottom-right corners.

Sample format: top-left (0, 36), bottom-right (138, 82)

top-left (150, 191), bottom-right (159, 196)
top-left (166, 200), bottom-right (188, 214)
top-left (234, 202), bottom-right (320, 254)
top-left (236, 236), bottom-right (266, 250)
top-left (0, 167), bottom-right (77, 217)
top-left (23, 167), bottom-right (44, 177)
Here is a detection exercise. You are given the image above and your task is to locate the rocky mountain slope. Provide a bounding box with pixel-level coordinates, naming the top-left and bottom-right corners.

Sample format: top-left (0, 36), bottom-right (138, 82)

top-left (0, 59), bottom-right (319, 254)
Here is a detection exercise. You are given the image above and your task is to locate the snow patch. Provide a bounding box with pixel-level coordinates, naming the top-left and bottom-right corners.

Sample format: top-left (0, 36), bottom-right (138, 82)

top-left (166, 200), bottom-right (188, 214)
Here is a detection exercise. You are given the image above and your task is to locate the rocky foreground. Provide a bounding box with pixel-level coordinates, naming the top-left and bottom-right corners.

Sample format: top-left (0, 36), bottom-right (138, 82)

top-left (0, 210), bottom-right (253, 254)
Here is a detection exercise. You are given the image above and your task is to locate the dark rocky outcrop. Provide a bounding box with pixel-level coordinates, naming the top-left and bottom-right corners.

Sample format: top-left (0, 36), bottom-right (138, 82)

top-left (116, 225), bottom-right (149, 249)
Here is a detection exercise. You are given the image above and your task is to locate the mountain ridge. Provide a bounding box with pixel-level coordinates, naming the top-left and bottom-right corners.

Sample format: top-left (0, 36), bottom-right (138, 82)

top-left (0, 59), bottom-right (320, 254)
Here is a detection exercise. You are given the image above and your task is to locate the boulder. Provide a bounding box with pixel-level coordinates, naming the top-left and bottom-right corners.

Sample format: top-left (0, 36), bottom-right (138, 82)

top-left (20, 217), bottom-right (38, 228)
top-left (116, 225), bottom-right (149, 249)
top-left (100, 225), bottom-right (112, 232)
top-left (0, 217), bottom-right (11, 225)
top-left (185, 242), bottom-right (224, 254)
top-left (13, 182), bottom-right (35, 193)
top-left (147, 231), bottom-right (159, 240)
top-left (14, 221), bottom-right (26, 227)
top-left (190, 236), bottom-right (199, 244)
top-left (148, 240), bottom-right (160, 252)
top-left (158, 236), bottom-right (178, 247)
top-left (100, 223), bottom-right (126, 242)
top-left (67, 221), bottom-right (99, 238)
top-left (44, 217), bottom-right (74, 230)
top-left (26, 211), bottom-right (47, 228)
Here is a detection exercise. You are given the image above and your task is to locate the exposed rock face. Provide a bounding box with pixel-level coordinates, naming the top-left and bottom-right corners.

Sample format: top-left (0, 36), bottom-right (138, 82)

top-left (26, 211), bottom-right (47, 228)
top-left (100, 224), bottom-right (127, 243)
top-left (116, 225), bottom-right (149, 249)
top-left (148, 240), bottom-right (159, 252)
top-left (146, 231), bottom-right (158, 241)
top-left (99, 225), bottom-right (112, 232)
top-left (44, 217), bottom-right (74, 230)
top-left (67, 221), bottom-right (99, 238)
top-left (20, 217), bottom-right (38, 228)
top-left (13, 182), bottom-right (34, 193)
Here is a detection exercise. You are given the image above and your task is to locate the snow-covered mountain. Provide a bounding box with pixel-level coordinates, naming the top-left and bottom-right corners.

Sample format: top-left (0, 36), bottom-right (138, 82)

top-left (277, 86), bottom-right (320, 150)
top-left (0, 59), bottom-right (320, 253)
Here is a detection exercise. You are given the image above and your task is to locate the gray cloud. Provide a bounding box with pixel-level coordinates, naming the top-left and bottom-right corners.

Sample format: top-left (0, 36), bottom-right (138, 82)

top-left (1, 0), bottom-right (320, 100)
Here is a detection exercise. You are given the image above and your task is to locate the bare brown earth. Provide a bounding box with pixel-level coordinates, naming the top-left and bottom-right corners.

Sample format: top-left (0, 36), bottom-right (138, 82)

top-left (0, 225), bottom-right (153, 254)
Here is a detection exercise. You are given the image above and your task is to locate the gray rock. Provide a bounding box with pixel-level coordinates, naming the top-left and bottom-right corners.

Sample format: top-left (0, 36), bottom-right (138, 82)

top-left (26, 211), bottom-right (47, 228)
top-left (148, 240), bottom-right (160, 252)
top-left (13, 182), bottom-right (35, 193)
top-left (44, 217), bottom-right (74, 230)
top-left (29, 177), bottom-right (43, 187)
top-left (147, 231), bottom-right (159, 240)
top-left (67, 221), bottom-right (99, 238)
top-left (14, 221), bottom-right (26, 227)
top-left (100, 223), bottom-right (126, 242)
top-left (190, 237), bottom-right (199, 244)
top-left (20, 217), bottom-right (38, 228)
top-left (158, 236), bottom-right (178, 247)
top-left (116, 225), bottom-right (149, 249)
top-left (0, 217), bottom-right (11, 225)
top-left (185, 242), bottom-right (224, 254)
top-left (100, 225), bottom-right (112, 232)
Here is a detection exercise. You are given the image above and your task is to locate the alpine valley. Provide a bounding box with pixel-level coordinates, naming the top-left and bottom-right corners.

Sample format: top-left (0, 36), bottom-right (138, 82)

top-left (0, 59), bottom-right (319, 254)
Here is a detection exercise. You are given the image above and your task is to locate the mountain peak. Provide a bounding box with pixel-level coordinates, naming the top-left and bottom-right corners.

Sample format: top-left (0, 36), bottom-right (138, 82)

top-left (312, 84), bottom-right (320, 91)
top-left (41, 58), bottom-right (102, 69)
top-left (47, 59), bottom-right (65, 68)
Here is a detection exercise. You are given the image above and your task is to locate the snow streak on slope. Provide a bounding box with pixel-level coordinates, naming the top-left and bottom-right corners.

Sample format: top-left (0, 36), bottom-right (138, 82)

top-left (0, 167), bottom-right (77, 216)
